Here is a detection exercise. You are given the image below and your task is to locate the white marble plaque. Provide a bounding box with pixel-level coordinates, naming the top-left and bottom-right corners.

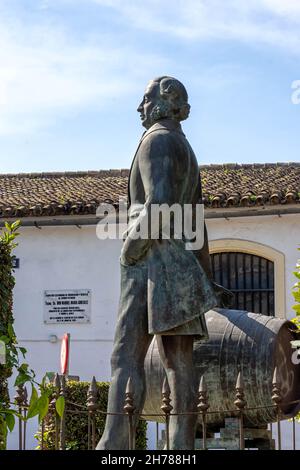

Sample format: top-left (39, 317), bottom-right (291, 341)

top-left (44, 289), bottom-right (91, 324)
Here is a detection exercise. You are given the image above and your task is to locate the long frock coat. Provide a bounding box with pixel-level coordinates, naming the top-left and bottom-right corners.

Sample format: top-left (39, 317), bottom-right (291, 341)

top-left (122, 118), bottom-right (217, 335)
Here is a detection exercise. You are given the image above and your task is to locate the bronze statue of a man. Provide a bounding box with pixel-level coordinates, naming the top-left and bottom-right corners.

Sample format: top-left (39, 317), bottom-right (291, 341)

top-left (97, 76), bottom-right (229, 450)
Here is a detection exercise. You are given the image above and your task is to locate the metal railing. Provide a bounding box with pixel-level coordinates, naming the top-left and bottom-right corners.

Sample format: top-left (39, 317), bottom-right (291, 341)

top-left (12, 367), bottom-right (300, 451)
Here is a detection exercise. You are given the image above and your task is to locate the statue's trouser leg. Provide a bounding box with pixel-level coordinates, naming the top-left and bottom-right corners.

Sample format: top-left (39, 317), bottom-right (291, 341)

top-left (96, 262), bottom-right (152, 450)
top-left (156, 335), bottom-right (198, 450)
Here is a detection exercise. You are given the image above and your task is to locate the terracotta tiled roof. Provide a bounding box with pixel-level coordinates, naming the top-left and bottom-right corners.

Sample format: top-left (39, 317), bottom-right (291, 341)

top-left (0, 163), bottom-right (299, 218)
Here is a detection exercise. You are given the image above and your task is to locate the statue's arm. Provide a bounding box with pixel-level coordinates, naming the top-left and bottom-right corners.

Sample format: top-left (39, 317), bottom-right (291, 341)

top-left (120, 134), bottom-right (176, 266)
top-left (196, 223), bottom-right (213, 280)
top-left (196, 223), bottom-right (234, 307)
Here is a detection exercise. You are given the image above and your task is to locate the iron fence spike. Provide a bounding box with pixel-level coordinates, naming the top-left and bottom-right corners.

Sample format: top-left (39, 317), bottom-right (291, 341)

top-left (162, 377), bottom-right (170, 395)
top-left (125, 377), bottom-right (134, 395)
top-left (199, 375), bottom-right (207, 393)
top-left (124, 377), bottom-right (135, 450)
top-left (272, 366), bottom-right (279, 386)
top-left (91, 376), bottom-right (97, 392)
top-left (23, 386), bottom-right (28, 404)
top-left (236, 371), bottom-right (244, 389)
top-left (87, 377), bottom-right (98, 413)
top-left (54, 373), bottom-right (60, 389)
top-left (271, 366), bottom-right (282, 450)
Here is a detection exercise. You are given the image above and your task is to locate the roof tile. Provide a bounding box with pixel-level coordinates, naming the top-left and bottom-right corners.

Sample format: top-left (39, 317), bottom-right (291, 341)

top-left (0, 163), bottom-right (299, 218)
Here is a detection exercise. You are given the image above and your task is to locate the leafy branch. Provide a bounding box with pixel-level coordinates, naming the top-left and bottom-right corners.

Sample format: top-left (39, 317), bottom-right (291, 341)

top-left (290, 247), bottom-right (300, 423)
top-left (291, 247), bottom-right (300, 320)
top-left (0, 221), bottom-right (64, 448)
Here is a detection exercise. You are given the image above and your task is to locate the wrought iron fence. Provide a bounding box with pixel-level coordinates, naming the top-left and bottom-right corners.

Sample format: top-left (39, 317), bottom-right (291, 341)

top-left (12, 367), bottom-right (300, 451)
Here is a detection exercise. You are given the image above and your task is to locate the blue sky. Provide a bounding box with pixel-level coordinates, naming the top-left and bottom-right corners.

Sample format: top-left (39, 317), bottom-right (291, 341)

top-left (0, 0), bottom-right (299, 173)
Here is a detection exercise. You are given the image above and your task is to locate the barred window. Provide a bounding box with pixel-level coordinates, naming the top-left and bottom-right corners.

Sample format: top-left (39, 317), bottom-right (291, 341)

top-left (210, 252), bottom-right (275, 316)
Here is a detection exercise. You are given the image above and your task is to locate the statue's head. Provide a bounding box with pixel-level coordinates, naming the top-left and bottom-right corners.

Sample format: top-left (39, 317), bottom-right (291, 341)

top-left (137, 76), bottom-right (190, 129)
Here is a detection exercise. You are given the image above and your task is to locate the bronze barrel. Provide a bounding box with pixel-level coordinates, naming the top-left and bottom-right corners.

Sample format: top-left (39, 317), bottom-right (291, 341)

top-left (143, 308), bottom-right (300, 428)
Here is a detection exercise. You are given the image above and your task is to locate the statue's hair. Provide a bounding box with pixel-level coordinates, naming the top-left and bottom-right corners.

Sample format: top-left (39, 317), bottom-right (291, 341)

top-left (150, 76), bottom-right (191, 122)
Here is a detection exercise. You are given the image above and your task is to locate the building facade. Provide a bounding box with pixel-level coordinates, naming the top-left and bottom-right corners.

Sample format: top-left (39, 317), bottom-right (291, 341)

top-left (0, 163), bottom-right (299, 449)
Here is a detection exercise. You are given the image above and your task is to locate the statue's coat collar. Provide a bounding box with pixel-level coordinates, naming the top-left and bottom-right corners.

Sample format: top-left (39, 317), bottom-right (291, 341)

top-left (140, 119), bottom-right (185, 143)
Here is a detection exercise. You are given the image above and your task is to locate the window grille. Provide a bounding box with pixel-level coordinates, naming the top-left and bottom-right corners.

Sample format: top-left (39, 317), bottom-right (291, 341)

top-left (210, 252), bottom-right (274, 316)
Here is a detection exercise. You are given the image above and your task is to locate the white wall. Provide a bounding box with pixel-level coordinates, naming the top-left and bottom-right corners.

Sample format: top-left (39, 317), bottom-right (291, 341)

top-left (7, 213), bottom-right (300, 449)
top-left (13, 225), bottom-right (122, 381)
top-left (8, 225), bottom-right (122, 449)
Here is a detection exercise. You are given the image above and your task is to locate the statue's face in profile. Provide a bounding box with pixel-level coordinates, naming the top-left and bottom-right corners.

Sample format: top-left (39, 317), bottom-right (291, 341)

top-left (137, 80), bottom-right (160, 129)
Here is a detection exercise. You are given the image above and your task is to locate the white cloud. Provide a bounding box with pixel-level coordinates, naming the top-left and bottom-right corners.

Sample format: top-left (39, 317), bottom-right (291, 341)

top-left (90, 0), bottom-right (300, 52)
top-left (0, 8), bottom-right (167, 136)
top-left (1, 0), bottom-right (300, 137)
top-left (262, 0), bottom-right (300, 22)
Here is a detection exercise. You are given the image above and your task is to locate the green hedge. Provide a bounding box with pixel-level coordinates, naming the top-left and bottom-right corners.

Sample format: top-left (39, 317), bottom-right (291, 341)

top-left (291, 247), bottom-right (300, 422)
top-left (38, 380), bottom-right (147, 450)
top-left (0, 223), bottom-right (18, 449)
